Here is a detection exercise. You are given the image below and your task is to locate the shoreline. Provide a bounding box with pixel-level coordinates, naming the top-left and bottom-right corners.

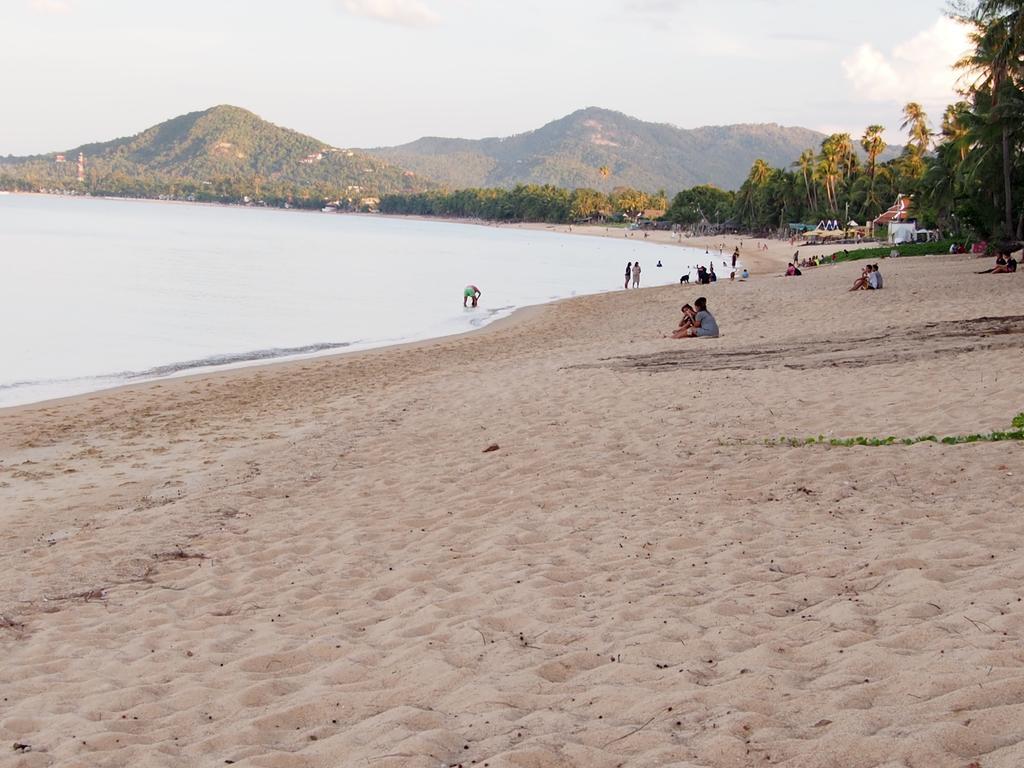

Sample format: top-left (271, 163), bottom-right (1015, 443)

top-left (0, 195), bottom-right (716, 413)
top-left (0, 301), bottom-right (550, 417)
top-left (0, 193), bottom-right (914, 415)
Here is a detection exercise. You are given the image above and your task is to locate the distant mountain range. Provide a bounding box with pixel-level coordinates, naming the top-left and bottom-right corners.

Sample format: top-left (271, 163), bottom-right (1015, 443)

top-left (0, 106), bottom-right (428, 201)
top-left (1, 105), bottom-right (897, 201)
top-left (363, 107), bottom-right (866, 193)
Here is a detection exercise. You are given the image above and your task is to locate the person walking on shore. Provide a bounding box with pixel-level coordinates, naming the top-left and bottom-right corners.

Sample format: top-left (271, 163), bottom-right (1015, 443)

top-left (624, 262), bottom-right (632, 289)
top-left (632, 261), bottom-right (641, 288)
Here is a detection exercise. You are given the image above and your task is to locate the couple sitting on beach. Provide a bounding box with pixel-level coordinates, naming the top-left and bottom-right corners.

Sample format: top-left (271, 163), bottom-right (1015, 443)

top-left (977, 251), bottom-right (1018, 274)
top-left (671, 297), bottom-right (719, 338)
top-left (849, 264), bottom-right (883, 291)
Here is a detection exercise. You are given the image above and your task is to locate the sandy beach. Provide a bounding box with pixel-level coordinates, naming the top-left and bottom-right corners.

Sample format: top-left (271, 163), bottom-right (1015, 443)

top-left (2, 254), bottom-right (1023, 767)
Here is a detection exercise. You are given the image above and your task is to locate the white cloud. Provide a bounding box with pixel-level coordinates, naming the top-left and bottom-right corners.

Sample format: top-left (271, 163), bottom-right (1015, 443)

top-left (29, 0), bottom-right (73, 14)
top-left (339, 0), bottom-right (440, 27)
top-left (842, 17), bottom-right (971, 108)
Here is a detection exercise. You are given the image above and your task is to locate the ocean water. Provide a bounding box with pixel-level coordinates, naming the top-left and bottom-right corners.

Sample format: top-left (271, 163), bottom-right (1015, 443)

top-left (0, 195), bottom-right (729, 407)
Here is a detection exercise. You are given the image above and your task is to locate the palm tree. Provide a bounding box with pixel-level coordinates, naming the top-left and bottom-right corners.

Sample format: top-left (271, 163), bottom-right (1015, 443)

top-left (834, 133), bottom-right (857, 183)
top-left (860, 125), bottom-right (887, 183)
top-left (818, 136), bottom-right (843, 213)
top-left (901, 103), bottom-right (932, 155)
top-left (598, 165), bottom-right (611, 179)
top-left (739, 159), bottom-right (774, 226)
top-left (794, 149), bottom-right (818, 211)
top-left (955, 4), bottom-right (1021, 236)
top-left (897, 103), bottom-right (931, 182)
top-left (940, 104), bottom-right (972, 163)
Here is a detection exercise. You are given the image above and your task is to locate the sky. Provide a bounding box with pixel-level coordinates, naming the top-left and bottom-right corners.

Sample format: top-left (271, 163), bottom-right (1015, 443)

top-left (2, 0), bottom-right (972, 156)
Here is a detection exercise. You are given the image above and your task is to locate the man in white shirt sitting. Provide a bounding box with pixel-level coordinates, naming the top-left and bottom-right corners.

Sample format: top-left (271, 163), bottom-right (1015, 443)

top-left (867, 264), bottom-right (882, 289)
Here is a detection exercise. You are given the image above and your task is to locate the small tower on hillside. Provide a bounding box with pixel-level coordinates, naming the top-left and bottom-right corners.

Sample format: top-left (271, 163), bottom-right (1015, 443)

top-left (77, 152), bottom-right (85, 182)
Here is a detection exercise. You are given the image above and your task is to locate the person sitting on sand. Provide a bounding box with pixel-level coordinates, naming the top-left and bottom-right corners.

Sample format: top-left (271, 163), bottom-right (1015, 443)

top-left (849, 265), bottom-right (871, 291)
top-left (671, 303), bottom-right (697, 338)
top-left (867, 264), bottom-right (881, 289)
top-left (978, 252), bottom-right (1008, 273)
top-left (741, 268), bottom-right (749, 280)
top-left (991, 252), bottom-right (1018, 273)
top-left (463, 284), bottom-right (481, 308)
top-left (786, 263), bottom-right (796, 276)
top-left (682, 297), bottom-right (719, 338)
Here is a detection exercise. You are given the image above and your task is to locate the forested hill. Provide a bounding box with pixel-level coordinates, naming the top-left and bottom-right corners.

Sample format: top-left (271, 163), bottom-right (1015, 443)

top-left (0, 106), bottom-right (430, 206)
top-left (364, 107), bottom-right (839, 193)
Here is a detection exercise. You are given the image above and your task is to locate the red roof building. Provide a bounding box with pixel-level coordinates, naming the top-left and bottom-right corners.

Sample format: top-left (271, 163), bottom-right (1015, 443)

top-left (872, 194), bottom-right (913, 227)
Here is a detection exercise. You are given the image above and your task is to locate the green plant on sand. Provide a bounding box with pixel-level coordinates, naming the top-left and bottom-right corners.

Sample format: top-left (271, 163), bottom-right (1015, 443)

top-left (770, 412), bottom-right (1024, 447)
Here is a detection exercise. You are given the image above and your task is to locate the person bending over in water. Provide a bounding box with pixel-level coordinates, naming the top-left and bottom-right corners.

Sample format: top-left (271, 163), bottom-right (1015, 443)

top-left (671, 303), bottom-right (697, 338)
top-left (681, 297), bottom-right (719, 338)
top-left (463, 284), bottom-right (481, 308)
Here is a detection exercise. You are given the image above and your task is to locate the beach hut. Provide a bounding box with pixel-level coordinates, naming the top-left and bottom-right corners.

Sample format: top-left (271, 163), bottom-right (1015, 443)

top-left (873, 194), bottom-right (916, 243)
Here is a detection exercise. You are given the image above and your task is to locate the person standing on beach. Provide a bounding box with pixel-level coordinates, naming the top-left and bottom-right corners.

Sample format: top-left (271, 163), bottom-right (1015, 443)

top-left (463, 285), bottom-right (481, 308)
top-left (632, 261), bottom-right (641, 288)
top-left (625, 262), bottom-right (632, 289)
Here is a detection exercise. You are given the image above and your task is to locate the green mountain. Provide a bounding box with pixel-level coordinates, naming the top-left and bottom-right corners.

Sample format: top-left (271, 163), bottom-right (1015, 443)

top-left (364, 107), bottom-right (875, 193)
top-left (0, 105), bottom-right (429, 205)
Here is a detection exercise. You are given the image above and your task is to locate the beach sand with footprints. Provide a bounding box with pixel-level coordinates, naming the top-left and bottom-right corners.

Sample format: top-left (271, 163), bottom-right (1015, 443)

top-left (1, 253), bottom-right (1023, 767)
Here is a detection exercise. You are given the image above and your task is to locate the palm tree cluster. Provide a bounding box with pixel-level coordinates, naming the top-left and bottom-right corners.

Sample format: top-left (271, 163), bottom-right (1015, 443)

top-left (932, 0), bottom-right (1024, 240)
top-left (733, 1), bottom-right (1024, 242)
top-left (731, 103), bottom-right (933, 234)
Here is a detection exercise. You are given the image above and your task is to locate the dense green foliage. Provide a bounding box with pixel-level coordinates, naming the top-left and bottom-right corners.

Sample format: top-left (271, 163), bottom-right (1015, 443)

top-left (380, 185), bottom-right (668, 223)
top-left (0, 106), bottom-right (430, 208)
top-left (368, 107), bottom-right (853, 194)
top-left (728, 1), bottom-right (1024, 242)
top-left (663, 185), bottom-right (736, 226)
top-left (832, 240), bottom-right (959, 262)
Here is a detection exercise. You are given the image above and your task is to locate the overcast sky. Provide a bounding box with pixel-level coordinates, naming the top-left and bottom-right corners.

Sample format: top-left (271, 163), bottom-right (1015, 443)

top-left (3, 0), bottom-right (971, 156)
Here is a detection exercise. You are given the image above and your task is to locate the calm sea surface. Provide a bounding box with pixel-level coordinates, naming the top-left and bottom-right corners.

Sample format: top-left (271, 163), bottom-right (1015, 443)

top-left (0, 194), bottom-right (720, 407)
